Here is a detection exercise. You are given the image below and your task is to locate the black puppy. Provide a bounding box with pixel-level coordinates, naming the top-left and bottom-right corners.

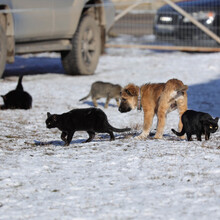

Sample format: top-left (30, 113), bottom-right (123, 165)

top-left (1, 76), bottom-right (32, 110)
top-left (46, 108), bottom-right (131, 145)
top-left (172, 110), bottom-right (218, 141)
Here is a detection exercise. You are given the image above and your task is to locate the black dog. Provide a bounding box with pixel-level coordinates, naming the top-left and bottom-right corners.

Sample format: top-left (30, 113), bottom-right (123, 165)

top-left (1, 76), bottom-right (32, 110)
top-left (46, 108), bottom-right (131, 145)
top-left (172, 110), bottom-right (218, 141)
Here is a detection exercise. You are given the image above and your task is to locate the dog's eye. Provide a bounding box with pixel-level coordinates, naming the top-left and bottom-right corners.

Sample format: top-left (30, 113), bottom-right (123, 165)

top-left (209, 125), bottom-right (213, 129)
top-left (215, 126), bottom-right (218, 129)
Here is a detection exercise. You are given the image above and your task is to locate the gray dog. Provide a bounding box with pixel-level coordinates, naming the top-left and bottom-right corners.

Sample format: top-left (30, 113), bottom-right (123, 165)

top-left (79, 81), bottom-right (122, 108)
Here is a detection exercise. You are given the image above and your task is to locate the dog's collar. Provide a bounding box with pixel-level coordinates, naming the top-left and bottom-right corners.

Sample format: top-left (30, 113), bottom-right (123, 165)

top-left (137, 87), bottom-right (142, 112)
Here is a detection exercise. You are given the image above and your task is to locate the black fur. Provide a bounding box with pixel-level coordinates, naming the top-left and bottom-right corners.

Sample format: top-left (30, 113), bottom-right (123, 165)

top-left (171, 110), bottom-right (219, 141)
top-left (1, 76), bottom-right (32, 110)
top-left (45, 108), bottom-right (131, 145)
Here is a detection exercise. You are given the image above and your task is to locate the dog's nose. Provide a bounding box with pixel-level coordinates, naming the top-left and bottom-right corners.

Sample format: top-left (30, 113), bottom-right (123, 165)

top-left (118, 107), bottom-right (121, 112)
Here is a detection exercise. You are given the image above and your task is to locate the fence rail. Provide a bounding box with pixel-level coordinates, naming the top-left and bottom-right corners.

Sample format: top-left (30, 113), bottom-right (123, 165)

top-left (109, 0), bottom-right (220, 52)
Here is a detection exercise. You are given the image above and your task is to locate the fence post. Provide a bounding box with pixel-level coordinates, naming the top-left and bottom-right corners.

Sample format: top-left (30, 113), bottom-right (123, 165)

top-left (114, 0), bottom-right (144, 22)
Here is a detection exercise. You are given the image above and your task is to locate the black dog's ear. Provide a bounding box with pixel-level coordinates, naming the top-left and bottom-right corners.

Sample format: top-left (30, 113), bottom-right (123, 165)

top-left (215, 117), bottom-right (219, 122)
top-left (47, 112), bottom-right (51, 118)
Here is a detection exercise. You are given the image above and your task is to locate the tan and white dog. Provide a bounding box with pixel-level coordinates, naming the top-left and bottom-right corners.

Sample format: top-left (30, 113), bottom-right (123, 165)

top-left (118, 78), bottom-right (188, 139)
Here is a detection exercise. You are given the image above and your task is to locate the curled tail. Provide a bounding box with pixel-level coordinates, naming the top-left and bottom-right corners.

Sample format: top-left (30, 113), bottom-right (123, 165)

top-left (107, 122), bottom-right (131, 132)
top-left (169, 85), bottom-right (188, 103)
top-left (171, 127), bottom-right (185, 136)
top-left (79, 92), bottom-right (91, 101)
top-left (178, 85), bottom-right (188, 92)
top-left (16, 75), bottom-right (23, 91)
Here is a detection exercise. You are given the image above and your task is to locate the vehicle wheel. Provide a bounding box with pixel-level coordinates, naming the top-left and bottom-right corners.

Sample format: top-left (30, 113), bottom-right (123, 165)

top-left (61, 15), bottom-right (101, 75)
top-left (0, 25), bottom-right (7, 78)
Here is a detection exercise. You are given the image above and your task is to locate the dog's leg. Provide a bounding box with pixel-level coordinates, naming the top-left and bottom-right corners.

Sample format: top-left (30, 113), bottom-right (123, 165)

top-left (115, 98), bottom-right (120, 107)
top-left (104, 96), bottom-right (110, 108)
top-left (177, 94), bottom-right (188, 139)
top-left (136, 111), bottom-right (154, 139)
top-left (154, 111), bottom-right (166, 139)
top-left (92, 98), bottom-right (98, 107)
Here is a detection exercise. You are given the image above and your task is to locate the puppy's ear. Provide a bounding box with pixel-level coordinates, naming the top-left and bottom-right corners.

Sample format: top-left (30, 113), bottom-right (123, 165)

top-left (47, 112), bottom-right (51, 118)
top-left (125, 87), bottom-right (138, 96)
top-left (215, 117), bottom-right (219, 122)
top-left (125, 89), bottom-right (132, 96)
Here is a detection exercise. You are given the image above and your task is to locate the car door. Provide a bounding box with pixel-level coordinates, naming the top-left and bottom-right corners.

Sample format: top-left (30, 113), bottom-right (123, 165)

top-left (11, 0), bottom-right (53, 41)
top-left (52, 0), bottom-right (84, 38)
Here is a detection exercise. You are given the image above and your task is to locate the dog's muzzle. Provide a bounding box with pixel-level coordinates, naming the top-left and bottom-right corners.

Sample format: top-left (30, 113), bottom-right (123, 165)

top-left (118, 104), bottom-right (131, 113)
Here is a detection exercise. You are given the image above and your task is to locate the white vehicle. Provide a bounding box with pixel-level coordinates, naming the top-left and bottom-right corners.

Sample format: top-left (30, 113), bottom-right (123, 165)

top-left (0, 0), bottom-right (115, 77)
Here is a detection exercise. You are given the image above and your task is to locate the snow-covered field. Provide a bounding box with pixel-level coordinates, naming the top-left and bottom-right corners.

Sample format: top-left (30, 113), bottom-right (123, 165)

top-left (0, 45), bottom-right (220, 220)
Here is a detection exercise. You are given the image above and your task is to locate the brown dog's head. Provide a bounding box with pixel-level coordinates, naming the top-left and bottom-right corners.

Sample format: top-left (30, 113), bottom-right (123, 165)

top-left (118, 84), bottom-right (139, 113)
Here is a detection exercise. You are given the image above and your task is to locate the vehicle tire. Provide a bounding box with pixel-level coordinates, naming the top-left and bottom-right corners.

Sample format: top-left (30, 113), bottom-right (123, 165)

top-left (61, 15), bottom-right (101, 75)
top-left (0, 25), bottom-right (7, 78)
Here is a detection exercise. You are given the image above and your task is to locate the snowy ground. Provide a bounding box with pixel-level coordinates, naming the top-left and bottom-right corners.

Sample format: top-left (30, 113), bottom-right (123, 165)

top-left (0, 44), bottom-right (220, 220)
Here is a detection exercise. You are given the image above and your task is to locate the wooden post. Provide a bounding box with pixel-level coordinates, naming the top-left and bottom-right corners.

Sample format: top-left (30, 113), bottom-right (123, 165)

top-left (105, 43), bottom-right (220, 52)
top-left (114, 0), bottom-right (144, 22)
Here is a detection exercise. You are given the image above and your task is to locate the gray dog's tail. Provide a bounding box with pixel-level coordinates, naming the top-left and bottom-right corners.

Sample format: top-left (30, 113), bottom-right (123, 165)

top-left (107, 122), bottom-right (131, 133)
top-left (171, 127), bottom-right (185, 136)
top-left (79, 92), bottom-right (91, 102)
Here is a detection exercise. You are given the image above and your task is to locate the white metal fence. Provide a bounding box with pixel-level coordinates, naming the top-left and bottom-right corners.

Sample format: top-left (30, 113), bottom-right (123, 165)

top-left (108, 0), bottom-right (220, 52)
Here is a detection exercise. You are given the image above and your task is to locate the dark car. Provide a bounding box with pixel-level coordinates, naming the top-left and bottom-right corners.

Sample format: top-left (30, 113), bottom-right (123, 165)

top-left (153, 0), bottom-right (220, 47)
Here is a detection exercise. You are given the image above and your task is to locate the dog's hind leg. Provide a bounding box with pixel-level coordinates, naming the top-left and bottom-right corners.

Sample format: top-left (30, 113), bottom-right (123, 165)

top-left (104, 96), bottom-right (110, 108)
top-left (92, 98), bottom-right (98, 107)
top-left (115, 98), bottom-right (120, 107)
top-left (177, 93), bottom-right (188, 139)
top-left (154, 111), bottom-right (167, 139)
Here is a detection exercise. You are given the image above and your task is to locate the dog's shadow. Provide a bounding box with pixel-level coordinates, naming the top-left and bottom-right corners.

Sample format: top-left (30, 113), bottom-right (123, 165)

top-left (81, 101), bottom-right (118, 108)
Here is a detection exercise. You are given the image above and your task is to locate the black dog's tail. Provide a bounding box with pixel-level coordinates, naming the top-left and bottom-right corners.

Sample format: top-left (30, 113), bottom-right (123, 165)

top-left (107, 122), bottom-right (131, 132)
top-left (171, 127), bottom-right (185, 136)
top-left (79, 92), bottom-right (91, 101)
top-left (16, 75), bottom-right (23, 91)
